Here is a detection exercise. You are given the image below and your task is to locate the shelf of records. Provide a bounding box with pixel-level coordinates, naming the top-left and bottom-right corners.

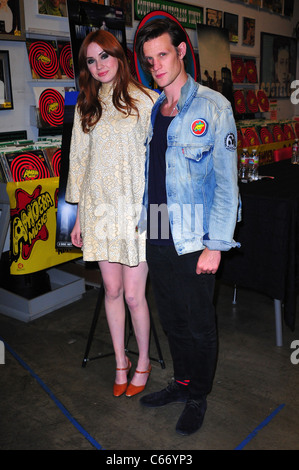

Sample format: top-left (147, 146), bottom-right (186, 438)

top-left (236, 117), bottom-right (299, 164)
top-left (0, 137), bottom-right (62, 184)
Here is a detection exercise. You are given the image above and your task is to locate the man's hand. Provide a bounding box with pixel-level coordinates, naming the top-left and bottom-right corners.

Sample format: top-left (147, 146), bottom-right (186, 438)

top-left (196, 248), bottom-right (221, 275)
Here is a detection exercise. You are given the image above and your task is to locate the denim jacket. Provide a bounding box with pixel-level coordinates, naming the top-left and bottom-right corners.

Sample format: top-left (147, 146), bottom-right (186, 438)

top-left (141, 74), bottom-right (240, 255)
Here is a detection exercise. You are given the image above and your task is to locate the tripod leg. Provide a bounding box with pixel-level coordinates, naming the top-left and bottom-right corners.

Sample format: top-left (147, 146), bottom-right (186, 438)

top-left (149, 308), bottom-right (165, 369)
top-left (82, 284), bottom-right (105, 367)
top-left (125, 304), bottom-right (134, 351)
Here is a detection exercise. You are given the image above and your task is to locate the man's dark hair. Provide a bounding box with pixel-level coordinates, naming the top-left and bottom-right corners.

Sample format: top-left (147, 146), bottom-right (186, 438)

top-left (135, 17), bottom-right (187, 71)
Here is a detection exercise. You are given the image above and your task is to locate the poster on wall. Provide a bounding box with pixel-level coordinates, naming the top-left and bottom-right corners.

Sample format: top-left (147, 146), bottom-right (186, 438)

top-left (0, 0), bottom-right (26, 41)
top-left (260, 32), bottom-right (297, 99)
top-left (263, 0), bottom-right (283, 14)
top-left (206, 8), bottom-right (222, 28)
top-left (67, 1), bottom-right (127, 86)
top-left (110, 0), bottom-right (133, 27)
top-left (196, 24), bottom-right (234, 112)
top-left (224, 12), bottom-right (238, 43)
top-left (243, 17), bottom-right (255, 46)
top-left (0, 51), bottom-right (13, 110)
top-left (37, 0), bottom-right (68, 17)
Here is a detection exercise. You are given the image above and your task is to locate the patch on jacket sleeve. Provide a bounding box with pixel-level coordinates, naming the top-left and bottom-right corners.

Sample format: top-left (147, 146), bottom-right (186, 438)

top-left (191, 119), bottom-right (208, 136)
top-left (225, 132), bottom-right (237, 151)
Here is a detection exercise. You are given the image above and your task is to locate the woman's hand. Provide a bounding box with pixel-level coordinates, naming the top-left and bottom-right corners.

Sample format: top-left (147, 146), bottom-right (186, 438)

top-left (70, 208), bottom-right (83, 248)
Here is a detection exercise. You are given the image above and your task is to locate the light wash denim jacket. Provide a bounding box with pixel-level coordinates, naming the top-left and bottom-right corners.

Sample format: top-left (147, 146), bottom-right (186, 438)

top-left (141, 74), bottom-right (240, 255)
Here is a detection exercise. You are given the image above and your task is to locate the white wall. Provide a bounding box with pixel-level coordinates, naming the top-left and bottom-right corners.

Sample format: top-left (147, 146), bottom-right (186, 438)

top-left (0, 0), bottom-right (298, 141)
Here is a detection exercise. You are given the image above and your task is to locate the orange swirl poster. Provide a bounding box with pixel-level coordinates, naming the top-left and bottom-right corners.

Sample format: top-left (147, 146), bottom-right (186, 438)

top-left (6, 178), bottom-right (81, 275)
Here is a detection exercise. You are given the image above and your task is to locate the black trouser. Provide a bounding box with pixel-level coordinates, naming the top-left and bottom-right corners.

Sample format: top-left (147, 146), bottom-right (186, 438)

top-left (146, 242), bottom-right (218, 399)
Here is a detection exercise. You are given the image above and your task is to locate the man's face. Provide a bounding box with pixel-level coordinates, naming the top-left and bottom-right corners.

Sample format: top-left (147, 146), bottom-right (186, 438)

top-left (275, 47), bottom-right (289, 84)
top-left (143, 32), bottom-right (185, 90)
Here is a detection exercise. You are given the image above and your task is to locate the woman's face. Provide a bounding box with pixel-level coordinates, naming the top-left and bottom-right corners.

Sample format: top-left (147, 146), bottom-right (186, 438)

top-left (86, 42), bottom-right (118, 85)
top-left (275, 47), bottom-right (289, 84)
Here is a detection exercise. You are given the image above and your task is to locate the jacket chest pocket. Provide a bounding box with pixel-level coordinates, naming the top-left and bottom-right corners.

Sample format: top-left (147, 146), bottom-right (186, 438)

top-left (181, 145), bottom-right (212, 162)
top-left (180, 145), bottom-right (212, 178)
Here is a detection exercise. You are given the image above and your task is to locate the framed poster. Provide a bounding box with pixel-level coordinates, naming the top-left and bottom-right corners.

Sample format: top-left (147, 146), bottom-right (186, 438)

top-left (260, 32), bottom-right (297, 98)
top-left (109, 0), bottom-right (133, 27)
top-left (38, 0), bottom-right (68, 17)
top-left (263, 0), bottom-right (283, 14)
top-left (243, 17), bottom-right (255, 46)
top-left (224, 12), bottom-right (238, 43)
top-left (0, 0), bottom-right (25, 41)
top-left (206, 8), bottom-right (222, 28)
top-left (0, 51), bottom-right (13, 111)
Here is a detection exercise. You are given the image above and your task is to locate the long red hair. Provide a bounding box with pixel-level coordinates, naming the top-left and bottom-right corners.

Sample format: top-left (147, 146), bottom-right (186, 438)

top-left (77, 29), bottom-right (152, 133)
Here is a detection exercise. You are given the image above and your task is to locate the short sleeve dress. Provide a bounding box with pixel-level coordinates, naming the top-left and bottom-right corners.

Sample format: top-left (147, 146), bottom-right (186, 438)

top-left (65, 82), bottom-right (157, 267)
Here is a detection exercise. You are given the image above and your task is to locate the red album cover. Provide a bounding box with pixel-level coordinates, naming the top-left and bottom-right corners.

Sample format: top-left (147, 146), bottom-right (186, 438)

top-left (237, 128), bottom-right (247, 149)
top-left (3, 149), bottom-right (52, 182)
top-left (37, 88), bottom-right (65, 127)
top-left (267, 123), bottom-right (287, 142)
top-left (240, 126), bottom-right (260, 147)
top-left (231, 57), bottom-right (245, 83)
top-left (246, 89), bottom-right (259, 113)
top-left (256, 125), bottom-right (274, 144)
top-left (244, 59), bottom-right (257, 83)
top-left (234, 90), bottom-right (246, 115)
top-left (257, 90), bottom-right (270, 112)
top-left (283, 123), bottom-right (296, 140)
top-left (57, 41), bottom-right (74, 79)
top-left (26, 39), bottom-right (61, 80)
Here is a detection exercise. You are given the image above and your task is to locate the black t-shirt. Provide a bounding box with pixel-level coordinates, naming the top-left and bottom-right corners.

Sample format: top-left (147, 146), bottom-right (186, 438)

top-left (147, 110), bottom-right (174, 245)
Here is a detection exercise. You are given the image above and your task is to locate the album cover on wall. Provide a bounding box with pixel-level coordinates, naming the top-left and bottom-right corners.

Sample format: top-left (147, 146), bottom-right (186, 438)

top-left (57, 41), bottom-right (74, 79)
top-left (33, 87), bottom-right (65, 128)
top-left (26, 39), bottom-right (62, 80)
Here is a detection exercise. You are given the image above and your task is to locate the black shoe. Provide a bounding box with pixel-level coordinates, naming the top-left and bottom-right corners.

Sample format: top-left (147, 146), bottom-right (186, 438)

top-left (139, 380), bottom-right (189, 408)
top-left (175, 398), bottom-right (207, 436)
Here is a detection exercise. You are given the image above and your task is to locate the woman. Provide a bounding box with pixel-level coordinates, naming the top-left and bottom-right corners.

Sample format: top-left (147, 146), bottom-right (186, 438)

top-left (65, 30), bottom-right (157, 398)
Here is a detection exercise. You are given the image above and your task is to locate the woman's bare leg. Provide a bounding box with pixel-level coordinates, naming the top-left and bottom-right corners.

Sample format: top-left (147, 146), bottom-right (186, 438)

top-left (123, 261), bottom-right (151, 386)
top-left (99, 261), bottom-right (128, 385)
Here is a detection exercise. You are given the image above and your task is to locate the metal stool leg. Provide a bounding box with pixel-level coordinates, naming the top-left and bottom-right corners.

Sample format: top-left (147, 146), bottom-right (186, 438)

top-left (149, 308), bottom-right (165, 368)
top-left (81, 284), bottom-right (114, 367)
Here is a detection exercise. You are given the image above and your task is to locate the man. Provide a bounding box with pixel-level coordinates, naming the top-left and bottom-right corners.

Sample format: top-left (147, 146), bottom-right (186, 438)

top-left (135, 17), bottom-right (240, 436)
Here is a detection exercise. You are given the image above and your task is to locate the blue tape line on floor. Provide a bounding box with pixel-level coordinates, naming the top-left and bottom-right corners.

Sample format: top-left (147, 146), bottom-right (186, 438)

top-left (1, 336), bottom-right (103, 450)
top-left (234, 403), bottom-right (285, 450)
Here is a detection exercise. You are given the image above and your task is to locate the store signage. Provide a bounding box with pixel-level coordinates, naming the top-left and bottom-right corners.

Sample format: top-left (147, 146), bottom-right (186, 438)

top-left (290, 340), bottom-right (299, 365)
top-left (6, 178), bottom-right (81, 275)
top-left (134, 0), bottom-right (203, 29)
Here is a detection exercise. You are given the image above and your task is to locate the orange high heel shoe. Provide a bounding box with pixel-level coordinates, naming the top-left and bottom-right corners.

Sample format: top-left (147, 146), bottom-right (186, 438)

top-left (113, 358), bottom-right (132, 397)
top-left (125, 364), bottom-right (152, 397)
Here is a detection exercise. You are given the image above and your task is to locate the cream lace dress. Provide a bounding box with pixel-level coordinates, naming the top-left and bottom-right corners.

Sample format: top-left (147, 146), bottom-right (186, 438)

top-left (65, 83), bottom-right (157, 267)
